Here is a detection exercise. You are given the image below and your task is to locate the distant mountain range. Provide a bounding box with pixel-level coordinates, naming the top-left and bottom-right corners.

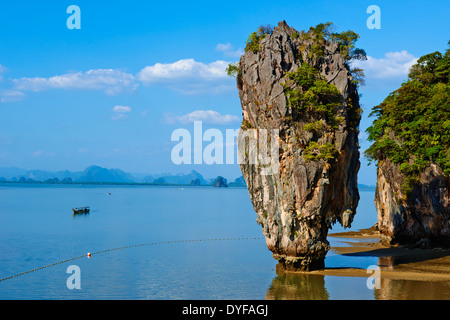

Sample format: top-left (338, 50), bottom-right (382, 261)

top-left (0, 165), bottom-right (375, 189)
top-left (0, 165), bottom-right (247, 187)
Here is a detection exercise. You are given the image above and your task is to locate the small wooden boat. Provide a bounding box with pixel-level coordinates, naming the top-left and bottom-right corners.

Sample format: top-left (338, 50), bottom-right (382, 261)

top-left (72, 206), bottom-right (90, 214)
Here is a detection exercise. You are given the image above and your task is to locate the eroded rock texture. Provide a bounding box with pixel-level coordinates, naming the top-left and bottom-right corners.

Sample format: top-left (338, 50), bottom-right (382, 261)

top-left (376, 159), bottom-right (450, 247)
top-left (236, 21), bottom-right (361, 270)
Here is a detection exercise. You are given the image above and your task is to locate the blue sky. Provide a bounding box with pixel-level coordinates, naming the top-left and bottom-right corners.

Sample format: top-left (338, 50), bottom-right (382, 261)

top-left (0, 0), bottom-right (448, 184)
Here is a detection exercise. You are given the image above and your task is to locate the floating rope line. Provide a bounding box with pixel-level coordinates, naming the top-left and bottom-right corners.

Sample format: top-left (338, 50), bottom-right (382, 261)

top-left (0, 236), bottom-right (265, 283)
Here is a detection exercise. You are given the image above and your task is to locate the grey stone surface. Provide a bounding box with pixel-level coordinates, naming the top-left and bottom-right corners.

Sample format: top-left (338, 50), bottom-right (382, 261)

top-left (235, 21), bottom-right (361, 270)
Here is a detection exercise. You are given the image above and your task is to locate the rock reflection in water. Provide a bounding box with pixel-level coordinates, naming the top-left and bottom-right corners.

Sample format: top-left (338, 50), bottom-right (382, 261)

top-left (266, 264), bottom-right (329, 300)
top-left (266, 254), bottom-right (450, 300)
top-left (375, 278), bottom-right (450, 300)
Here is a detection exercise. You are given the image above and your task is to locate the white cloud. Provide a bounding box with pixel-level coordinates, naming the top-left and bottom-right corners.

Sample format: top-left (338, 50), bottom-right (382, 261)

top-left (13, 69), bottom-right (137, 95)
top-left (111, 105), bottom-right (131, 120)
top-left (352, 50), bottom-right (418, 79)
top-left (167, 110), bottom-right (240, 125)
top-left (138, 59), bottom-right (230, 82)
top-left (137, 59), bottom-right (235, 95)
top-left (216, 43), bottom-right (233, 52)
top-left (112, 105), bottom-right (131, 113)
top-left (4, 58), bottom-right (237, 100)
top-left (216, 43), bottom-right (244, 58)
top-left (0, 90), bottom-right (25, 102)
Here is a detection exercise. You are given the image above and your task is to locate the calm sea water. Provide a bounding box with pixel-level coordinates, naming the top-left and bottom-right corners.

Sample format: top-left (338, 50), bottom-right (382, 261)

top-left (0, 183), bottom-right (381, 300)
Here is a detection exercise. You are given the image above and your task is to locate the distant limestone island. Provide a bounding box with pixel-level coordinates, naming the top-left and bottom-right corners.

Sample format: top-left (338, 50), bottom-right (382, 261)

top-left (0, 165), bottom-right (375, 190)
top-left (0, 165), bottom-right (247, 188)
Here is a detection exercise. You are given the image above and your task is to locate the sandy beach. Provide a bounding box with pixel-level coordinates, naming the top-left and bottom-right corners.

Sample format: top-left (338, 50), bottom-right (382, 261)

top-left (324, 227), bottom-right (450, 281)
top-left (268, 227), bottom-right (450, 299)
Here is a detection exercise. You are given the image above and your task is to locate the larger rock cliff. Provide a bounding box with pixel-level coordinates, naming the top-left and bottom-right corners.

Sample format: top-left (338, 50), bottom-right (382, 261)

top-left (235, 21), bottom-right (362, 270)
top-left (365, 43), bottom-right (450, 247)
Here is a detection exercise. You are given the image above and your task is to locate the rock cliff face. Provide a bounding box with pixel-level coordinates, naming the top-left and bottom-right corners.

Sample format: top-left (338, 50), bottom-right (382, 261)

top-left (236, 21), bottom-right (361, 270)
top-left (376, 159), bottom-right (450, 247)
top-left (365, 43), bottom-right (450, 248)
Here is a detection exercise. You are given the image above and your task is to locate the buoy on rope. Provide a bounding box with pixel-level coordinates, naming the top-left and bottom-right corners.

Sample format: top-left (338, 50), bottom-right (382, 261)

top-left (87, 252), bottom-right (91, 258)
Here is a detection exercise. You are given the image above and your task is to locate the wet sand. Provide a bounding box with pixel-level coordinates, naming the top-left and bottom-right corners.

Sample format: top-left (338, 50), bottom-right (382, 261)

top-left (316, 227), bottom-right (450, 282)
top-left (267, 226), bottom-right (450, 299)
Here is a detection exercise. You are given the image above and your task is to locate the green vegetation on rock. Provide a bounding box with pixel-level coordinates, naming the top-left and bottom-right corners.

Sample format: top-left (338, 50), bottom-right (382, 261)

top-left (299, 22), bottom-right (367, 65)
top-left (304, 141), bottom-right (338, 161)
top-left (245, 25), bottom-right (273, 54)
top-left (237, 22), bottom-right (365, 165)
top-left (365, 42), bottom-right (450, 195)
top-left (281, 23), bottom-right (366, 163)
top-left (226, 25), bottom-right (274, 78)
top-left (283, 62), bottom-right (342, 129)
top-left (226, 62), bottom-right (239, 77)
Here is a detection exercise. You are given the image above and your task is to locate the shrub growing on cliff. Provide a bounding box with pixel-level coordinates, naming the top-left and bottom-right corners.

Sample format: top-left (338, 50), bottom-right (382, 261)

top-left (281, 23), bottom-right (367, 164)
top-left (304, 120), bottom-right (327, 132)
top-left (283, 63), bottom-right (342, 129)
top-left (226, 62), bottom-right (240, 77)
top-left (245, 25), bottom-right (273, 54)
top-left (365, 42), bottom-right (450, 195)
top-left (285, 22), bottom-right (365, 130)
top-left (300, 22), bottom-right (367, 65)
top-left (304, 141), bottom-right (337, 161)
top-left (332, 30), bottom-right (367, 62)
